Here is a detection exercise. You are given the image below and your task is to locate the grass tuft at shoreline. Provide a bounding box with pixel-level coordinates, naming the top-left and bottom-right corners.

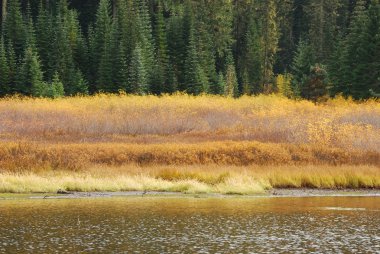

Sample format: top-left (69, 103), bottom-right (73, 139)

top-left (1, 165), bottom-right (379, 194)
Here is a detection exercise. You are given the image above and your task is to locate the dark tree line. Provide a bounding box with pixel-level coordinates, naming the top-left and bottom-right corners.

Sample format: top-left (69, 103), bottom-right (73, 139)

top-left (0, 0), bottom-right (379, 100)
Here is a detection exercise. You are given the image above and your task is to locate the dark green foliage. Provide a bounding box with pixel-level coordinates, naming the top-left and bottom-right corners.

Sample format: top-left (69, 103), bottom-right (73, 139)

top-left (301, 64), bottom-right (329, 102)
top-left (152, 1), bottom-right (170, 94)
top-left (128, 44), bottom-right (148, 95)
top-left (3, 0), bottom-right (26, 58)
top-left (0, 0), bottom-right (378, 100)
top-left (291, 40), bottom-right (315, 97)
top-left (0, 37), bottom-right (9, 95)
top-left (18, 46), bottom-right (44, 95)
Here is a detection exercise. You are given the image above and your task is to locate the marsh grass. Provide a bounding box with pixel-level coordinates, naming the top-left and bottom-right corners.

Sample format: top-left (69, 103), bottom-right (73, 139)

top-left (0, 94), bottom-right (379, 193)
top-left (0, 165), bottom-right (379, 194)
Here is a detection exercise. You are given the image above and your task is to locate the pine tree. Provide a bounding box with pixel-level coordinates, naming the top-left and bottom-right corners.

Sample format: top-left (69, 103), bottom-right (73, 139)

top-left (196, 16), bottom-right (217, 94)
top-left (167, 7), bottom-right (186, 90)
top-left (48, 72), bottom-right (65, 98)
top-left (216, 72), bottom-right (225, 95)
top-left (345, 0), bottom-right (371, 99)
top-left (128, 44), bottom-right (148, 95)
top-left (306, 0), bottom-right (340, 63)
top-left (367, 0), bottom-right (380, 96)
top-left (291, 40), bottom-right (315, 97)
top-left (301, 64), bottom-right (329, 102)
top-left (183, 17), bottom-right (203, 95)
top-left (0, 37), bottom-right (9, 95)
top-left (152, 1), bottom-right (170, 94)
top-left (3, 0), bottom-right (26, 58)
top-left (6, 40), bottom-right (16, 93)
top-left (259, 0), bottom-right (279, 89)
top-left (135, 0), bottom-right (155, 86)
top-left (18, 46), bottom-right (44, 96)
top-left (36, 1), bottom-right (54, 81)
top-left (92, 0), bottom-right (113, 90)
top-left (224, 49), bottom-right (238, 97)
top-left (245, 15), bottom-right (263, 94)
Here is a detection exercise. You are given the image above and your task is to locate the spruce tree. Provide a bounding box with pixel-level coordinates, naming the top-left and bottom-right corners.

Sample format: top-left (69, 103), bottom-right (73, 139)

top-left (183, 18), bottom-right (203, 95)
top-left (259, 0), bottom-right (279, 89)
top-left (245, 15), bottom-right (263, 94)
top-left (36, 1), bottom-right (54, 81)
top-left (3, 0), bottom-right (25, 58)
top-left (301, 64), bottom-right (329, 102)
top-left (306, 0), bottom-right (340, 63)
top-left (18, 46), bottom-right (44, 96)
top-left (291, 40), bottom-right (315, 97)
top-left (224, 49), bottom-right (238, 97)
top-left (0, 37), bottom-right (9, 95)
top-left (135, 0), bottom-right (155, 86)
top-left (92, 0), bottom-right (112, 90)
top-left (128, 44), bottom-right (148, 95)
top-left (345, 0), bottom-right (371, 99)
top-left (152, 1), bottom-right (170, 94)
top-left (167, 8), bottom-right (185, 90)
top-left (6, 40), bottom-right (16, 93)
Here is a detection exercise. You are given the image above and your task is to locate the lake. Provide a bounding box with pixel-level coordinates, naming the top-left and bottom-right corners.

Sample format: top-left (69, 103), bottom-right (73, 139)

top-left (0, 196), bottom-right (379, 253)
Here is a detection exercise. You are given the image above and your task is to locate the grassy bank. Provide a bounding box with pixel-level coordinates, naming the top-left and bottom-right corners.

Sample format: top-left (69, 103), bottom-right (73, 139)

top-left (0, 94), bottom-right (379, 193)
top-left (1, 165), bottom-right (379, 194)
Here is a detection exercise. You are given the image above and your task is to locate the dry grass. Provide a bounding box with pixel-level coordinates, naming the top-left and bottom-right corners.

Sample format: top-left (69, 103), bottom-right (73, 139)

top-left (0, 94), bottom-right (379, 150)
top-left (0, 165), bottom-right (379, 194)
top-left (0, 141), bottom-right (378, 173)
top-left (0, 94), bottom-right (379, 193)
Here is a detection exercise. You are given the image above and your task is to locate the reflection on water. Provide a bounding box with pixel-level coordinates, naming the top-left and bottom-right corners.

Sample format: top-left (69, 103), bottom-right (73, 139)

top-left (0, 197), bottom-right (379, 253)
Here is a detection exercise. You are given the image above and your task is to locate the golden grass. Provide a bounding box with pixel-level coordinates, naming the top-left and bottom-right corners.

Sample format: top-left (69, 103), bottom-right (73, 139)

top-left (0, 94), bottom-right (379, 193)
top-left (0, 94), bottom-right (379, 151)
top-left (0, 165), bottom-right (379, 194)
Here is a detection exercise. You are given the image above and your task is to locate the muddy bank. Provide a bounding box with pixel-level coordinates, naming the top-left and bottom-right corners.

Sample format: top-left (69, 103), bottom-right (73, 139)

top-left (1, 189), bottom-right (380, 200)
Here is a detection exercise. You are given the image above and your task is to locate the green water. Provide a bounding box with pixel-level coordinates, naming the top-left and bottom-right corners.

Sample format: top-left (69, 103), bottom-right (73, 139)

top-left (0, 196), bottom-right (379, 253)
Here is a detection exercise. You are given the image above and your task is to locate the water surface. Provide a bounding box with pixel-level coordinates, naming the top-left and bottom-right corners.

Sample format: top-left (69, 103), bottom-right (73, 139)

top-left (0, 196), bottom-right (379, 253)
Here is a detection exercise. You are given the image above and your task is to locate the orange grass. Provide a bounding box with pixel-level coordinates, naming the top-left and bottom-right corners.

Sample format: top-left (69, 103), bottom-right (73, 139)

top-left (0, 141), bottom-right (378, 172)
top-left (0, 94), bottom-right (379, 192)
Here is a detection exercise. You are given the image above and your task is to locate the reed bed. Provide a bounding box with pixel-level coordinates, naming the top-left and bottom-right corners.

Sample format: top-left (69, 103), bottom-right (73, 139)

top-left (0, 94), bottom-right (379, 193)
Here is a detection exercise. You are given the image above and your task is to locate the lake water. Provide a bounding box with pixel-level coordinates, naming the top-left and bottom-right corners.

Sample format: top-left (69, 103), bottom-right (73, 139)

top-left (0, 196), bottom-right (379, 253)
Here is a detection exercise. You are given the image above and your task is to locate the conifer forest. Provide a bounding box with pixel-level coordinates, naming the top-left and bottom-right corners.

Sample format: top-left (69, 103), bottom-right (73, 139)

top-left (0, 0), bottom-right (379, 100)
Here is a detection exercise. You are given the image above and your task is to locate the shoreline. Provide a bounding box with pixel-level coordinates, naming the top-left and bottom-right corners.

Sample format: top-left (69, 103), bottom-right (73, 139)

top-left (1, 189), bottom-right (380, 200)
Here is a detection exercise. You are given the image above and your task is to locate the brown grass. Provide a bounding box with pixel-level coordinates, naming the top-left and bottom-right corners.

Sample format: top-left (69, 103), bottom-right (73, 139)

top-left (0, 94), bottom-right (379, 193)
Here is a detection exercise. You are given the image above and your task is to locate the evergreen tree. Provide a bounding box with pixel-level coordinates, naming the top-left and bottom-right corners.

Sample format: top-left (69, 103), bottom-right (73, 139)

top-left (18, 46), bottom-right (44, 95)
top-left (167, 7), bottom-right (185, 90)
top-left (36, 1), bottom-right (54, 80)
top-left (135, 0), bottom-right (155, 86)
top-left (224, 49), bottom-right (238, 97)
top-left (128, 44), bottom-right (148, 95)
top-left (92, 0), bottom-right (112, 90)
top-left (291, 40), bottom-right (315, 97)
top-left (301, 64), bottom-right (329, 102)
top-left (0, 37), bottom-right (9, 96)
top-left (183, 17), bottom-right (203, 95)
top-left (3, 0), bottom-right (26, 58)
top-left (345, 0), bottom-right (371, 99)
top-left (259, 0), bottom-right (279, 89)
top-left (6, 40), bottom-right (16, 93)
top-left (306, 0), bottom-right (340, 63)
top-left (245, 15), bottom-right (263, 94)
top-left (152, 1), bottom-right (170, 94)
